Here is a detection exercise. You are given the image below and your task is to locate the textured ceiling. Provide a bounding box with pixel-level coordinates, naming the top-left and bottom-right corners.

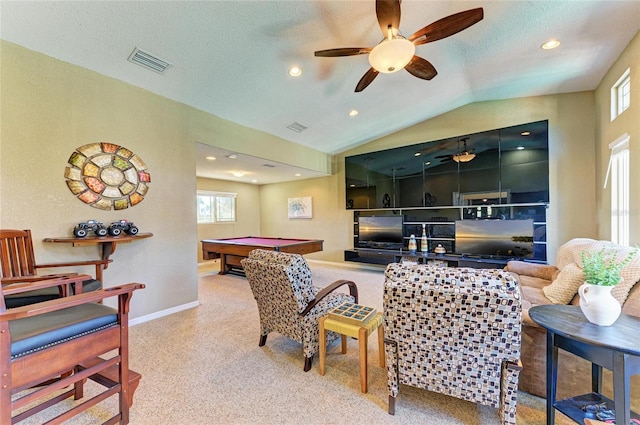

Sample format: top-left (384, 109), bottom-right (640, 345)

top-left (2, 1), bottom-right (639, 183)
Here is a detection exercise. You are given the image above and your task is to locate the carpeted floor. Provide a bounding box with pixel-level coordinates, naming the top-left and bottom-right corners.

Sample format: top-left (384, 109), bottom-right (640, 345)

top-left (14, 260), bottom-right (574, 424)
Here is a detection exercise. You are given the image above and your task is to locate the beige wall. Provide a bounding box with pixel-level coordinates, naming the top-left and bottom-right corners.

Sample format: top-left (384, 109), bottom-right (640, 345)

top-left (0, 41), bottom-right (330, 320)
top-left (595, 30), bottom-right (640, 243)
top-left (259, 175), bottom-right (347, 261)
top-left (196, 177), bottom-right (261, 262)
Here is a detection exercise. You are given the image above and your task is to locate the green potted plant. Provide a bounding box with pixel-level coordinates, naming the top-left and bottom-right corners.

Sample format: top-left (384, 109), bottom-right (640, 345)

top-left (578, 246), bottom-right (639, 326)
top-left (580, 247), bottom-right (638, 286)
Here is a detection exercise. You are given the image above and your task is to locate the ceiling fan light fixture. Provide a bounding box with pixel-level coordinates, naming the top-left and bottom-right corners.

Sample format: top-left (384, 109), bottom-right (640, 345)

top-left (453, 152), bottom-right (476, 163)
top-left (368, 37), bottom-right (415, 73)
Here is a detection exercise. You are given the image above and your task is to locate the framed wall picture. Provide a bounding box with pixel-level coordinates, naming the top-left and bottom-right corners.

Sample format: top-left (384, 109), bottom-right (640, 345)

top-left (288, 196), bottom-right (312, 219)
top-left (65, 142), bottom-right (151, 210)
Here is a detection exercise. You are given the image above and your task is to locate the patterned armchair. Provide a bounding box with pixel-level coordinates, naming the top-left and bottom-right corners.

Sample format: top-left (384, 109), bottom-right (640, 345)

top-left (383, 264), bottom-right (522, 425)
top-left (241, 249), bottom-right (358, 371)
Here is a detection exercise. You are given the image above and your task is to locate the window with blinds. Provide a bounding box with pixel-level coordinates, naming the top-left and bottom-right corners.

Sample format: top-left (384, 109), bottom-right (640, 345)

top-left (197, 191), bottom-right (237, 223)
top-left (606, 135), bottom-right (630, 245)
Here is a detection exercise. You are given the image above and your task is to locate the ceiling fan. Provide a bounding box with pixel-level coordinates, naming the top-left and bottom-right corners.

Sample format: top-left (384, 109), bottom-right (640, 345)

top-left (435, 137), bottom-right (475, 163)
top-left (453, 138), bottom-right (475, 163)
top-left (314, 1), bottom-right (483, 92)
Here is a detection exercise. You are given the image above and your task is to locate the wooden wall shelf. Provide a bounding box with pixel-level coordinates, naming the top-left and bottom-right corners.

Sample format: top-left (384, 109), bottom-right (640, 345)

top-left (44, 233), bottom-right (153, 281)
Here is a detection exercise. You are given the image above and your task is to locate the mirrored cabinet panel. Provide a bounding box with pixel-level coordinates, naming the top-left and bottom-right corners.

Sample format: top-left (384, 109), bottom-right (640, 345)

top-left (345, 120), bottom-right (549, 209)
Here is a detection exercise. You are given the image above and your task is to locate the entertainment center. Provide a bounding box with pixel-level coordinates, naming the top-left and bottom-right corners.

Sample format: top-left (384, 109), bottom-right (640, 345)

top-left (344, 120), bottom-right (549, 268)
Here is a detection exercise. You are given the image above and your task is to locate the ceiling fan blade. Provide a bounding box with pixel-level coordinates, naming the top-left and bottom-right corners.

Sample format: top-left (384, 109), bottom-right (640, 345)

top-left (355, 68), bottom-right (380, 92)
top-left (405, 56), bottom-right (437, 80)
top-left (376, 0), bottom-right (401, 37)
top-left (408, 8), bottom-right (484, 45)
top-left (314, 48), bottom-right (372, 57)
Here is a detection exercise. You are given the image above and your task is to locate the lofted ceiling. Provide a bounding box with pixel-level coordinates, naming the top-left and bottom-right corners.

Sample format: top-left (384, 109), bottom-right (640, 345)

top-left (2, 1), bottom-right (639, 184)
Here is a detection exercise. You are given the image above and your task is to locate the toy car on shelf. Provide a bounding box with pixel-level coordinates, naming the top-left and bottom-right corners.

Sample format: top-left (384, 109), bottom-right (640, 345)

top-left (108, 219), bottom-right (139, 236)
top-left (73, 220), bottom-right (108, 238)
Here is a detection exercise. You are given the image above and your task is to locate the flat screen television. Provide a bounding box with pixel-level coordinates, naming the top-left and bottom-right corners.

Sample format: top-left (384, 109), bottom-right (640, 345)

top-left (358, 216), bottom-right (404, 250)
top-left (455, 219), bottom-right (534, 258)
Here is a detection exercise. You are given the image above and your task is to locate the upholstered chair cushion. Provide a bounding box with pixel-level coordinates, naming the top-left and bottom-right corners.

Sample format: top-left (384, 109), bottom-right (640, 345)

top-left (384, 264), bottom-right (522, 425)
top-left (246, 249), bottom-right (315, 311)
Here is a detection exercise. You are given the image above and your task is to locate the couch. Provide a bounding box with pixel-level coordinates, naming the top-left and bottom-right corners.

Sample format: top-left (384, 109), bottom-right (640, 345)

top-left (505, 238), bottom-right (640, 407)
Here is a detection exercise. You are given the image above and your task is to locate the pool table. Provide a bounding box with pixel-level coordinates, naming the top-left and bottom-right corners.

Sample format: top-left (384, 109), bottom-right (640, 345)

top-left (201, 236), bottom-right (324, 274)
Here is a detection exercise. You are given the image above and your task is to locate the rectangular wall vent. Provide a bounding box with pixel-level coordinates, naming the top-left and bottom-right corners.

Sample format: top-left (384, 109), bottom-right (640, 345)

top-left (128, 47), bottom-right (172, 74)
top-left (287, 122), bottom-right (308, 133)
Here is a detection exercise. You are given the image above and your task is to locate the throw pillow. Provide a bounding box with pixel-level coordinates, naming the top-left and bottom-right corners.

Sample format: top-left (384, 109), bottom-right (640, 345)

top-left (543, 263), bottom-right (584, 304)
top-left (609, 245), bottom-right (640, 305)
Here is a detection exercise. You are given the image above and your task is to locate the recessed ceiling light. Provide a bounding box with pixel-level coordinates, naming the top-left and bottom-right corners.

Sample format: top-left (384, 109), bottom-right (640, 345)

top-left (227, 154), bottom-right (238, 159)
top-left (520, 131), bottom-right (531, 136)
top-left (288, 66), bottom-right (302, 77)
top-left (231, 171), bottom-right (245, 177)
top-left (424, 161), bottom-right (431, 166)
top-left (294, 173), bottom-right (302, 177)
top-left (350, 184), bottom-right (356, 187)
top-left (349, 109), bottom-right (359, 117)
top-left (517, 146), bottom-right (525, 150)
top-left (205, 156), bottom-right (216, 161)
top-left (414, 152), bottom-right (421, 157)
top-left (541, 39), bottom-right (560, 50)
top-left (251, 179), bottom-right (258, 183)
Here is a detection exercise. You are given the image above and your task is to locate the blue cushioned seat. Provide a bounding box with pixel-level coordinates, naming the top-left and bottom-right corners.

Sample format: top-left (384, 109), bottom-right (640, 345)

top-left (5, 278), bottom-right (102, 309)
top-left (9, 303), bottom-right (117, 358)
top-left (5, 287), bottom-right (60, 309)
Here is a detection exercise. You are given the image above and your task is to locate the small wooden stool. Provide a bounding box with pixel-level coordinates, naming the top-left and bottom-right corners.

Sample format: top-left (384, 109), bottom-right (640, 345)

top-left (319, 312), bottom-right (385, 393)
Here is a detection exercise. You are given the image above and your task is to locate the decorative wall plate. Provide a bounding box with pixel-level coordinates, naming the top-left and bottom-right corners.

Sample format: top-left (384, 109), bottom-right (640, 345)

top-left (65, 143), bottom-right (151, 210)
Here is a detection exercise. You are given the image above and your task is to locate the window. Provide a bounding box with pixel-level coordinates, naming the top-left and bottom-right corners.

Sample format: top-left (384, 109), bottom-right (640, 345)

top-left (197, 191), bottom-right (236, 223)
top-left (611, 68), bottom-right (631, 121)
top-left (605, 134), bottom-right (630, 245)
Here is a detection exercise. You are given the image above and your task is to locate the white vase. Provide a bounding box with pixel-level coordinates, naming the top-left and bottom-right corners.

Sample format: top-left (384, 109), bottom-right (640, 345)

top-left (578, 282), bottom-right (622, 326)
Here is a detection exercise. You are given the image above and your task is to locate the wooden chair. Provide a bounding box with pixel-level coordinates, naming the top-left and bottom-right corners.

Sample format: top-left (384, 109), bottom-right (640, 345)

top-left (1, 229), bottom-right (110, 306)
top-left (1, 274), bottom-right (144, 424)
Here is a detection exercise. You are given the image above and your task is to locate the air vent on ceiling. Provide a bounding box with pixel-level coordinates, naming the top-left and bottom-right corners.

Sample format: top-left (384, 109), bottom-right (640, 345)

top-left (287, 122), bottom-right (308, 133)
top-left (128, 47), bottom-right (172, 74)
top-left (263, 164), bottom-right (276, 168)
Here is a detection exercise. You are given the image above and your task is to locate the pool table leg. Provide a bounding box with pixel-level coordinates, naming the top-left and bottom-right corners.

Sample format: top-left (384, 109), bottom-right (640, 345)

top-left (218, 254), bottom-right (229, 274)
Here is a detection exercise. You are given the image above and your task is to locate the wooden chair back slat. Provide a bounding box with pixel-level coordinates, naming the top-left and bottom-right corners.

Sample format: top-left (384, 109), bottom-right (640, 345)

top-left (0, 230), bottom-right (37, 279)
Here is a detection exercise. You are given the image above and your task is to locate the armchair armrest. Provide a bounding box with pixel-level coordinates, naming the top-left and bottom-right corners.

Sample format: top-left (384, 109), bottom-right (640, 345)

top-left (2, 274), bottom-right (78, 284)
top-left (36, 259), bottom-right (112, 269)
top-left (505, 260), bottom-right (559, 282)
top-left (35, 258), bottom-right (113, 282)
top-left (2, 274), bottom-right (90, 296)
top-left (1, 281), bottom-right (145, 321)
top-left (506, 359), bottom-right (523, 371)
top-left (301, 279), bottom-right (358, 316)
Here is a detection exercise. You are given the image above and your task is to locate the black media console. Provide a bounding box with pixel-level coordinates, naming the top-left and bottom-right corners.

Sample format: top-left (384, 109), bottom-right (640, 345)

top-left (344, 248), bottom-right (528, 269)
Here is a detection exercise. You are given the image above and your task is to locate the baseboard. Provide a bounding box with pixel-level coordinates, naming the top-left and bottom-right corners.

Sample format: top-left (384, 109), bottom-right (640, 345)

top-left (129, 300), bottom-right (200, 326)
top-left (307, 259), bottom-right (385, 273)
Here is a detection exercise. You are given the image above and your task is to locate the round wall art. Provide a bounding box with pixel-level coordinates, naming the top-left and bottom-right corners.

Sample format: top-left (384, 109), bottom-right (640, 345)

top-left (64, 143), bottom-right (151, 210)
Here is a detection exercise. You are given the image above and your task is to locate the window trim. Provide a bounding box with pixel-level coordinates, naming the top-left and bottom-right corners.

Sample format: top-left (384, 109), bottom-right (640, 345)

top-left (611, 68), bottom-right (631, 121)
